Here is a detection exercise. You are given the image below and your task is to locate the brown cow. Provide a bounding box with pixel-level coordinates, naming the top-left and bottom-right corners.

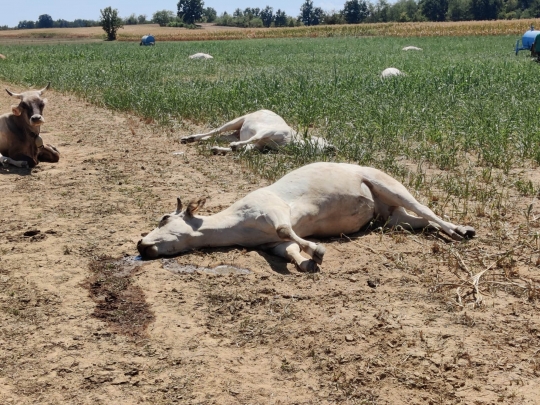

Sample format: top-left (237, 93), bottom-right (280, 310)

top-left (0, 83), bottom-right (59, 168)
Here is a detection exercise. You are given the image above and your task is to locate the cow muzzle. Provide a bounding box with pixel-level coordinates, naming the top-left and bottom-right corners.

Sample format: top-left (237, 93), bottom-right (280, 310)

top-left (31, 114), bottom-right (45, 125)
top-left (137, 239), bottom-right (159, 259)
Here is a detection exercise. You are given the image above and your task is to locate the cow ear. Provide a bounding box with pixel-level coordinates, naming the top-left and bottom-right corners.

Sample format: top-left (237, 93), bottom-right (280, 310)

top-left (11, 105), bottom-right (22, 116)
top-left (175, 197), bottom-right (183, 214)
top-left (185, 198), bottom-right (206, 217)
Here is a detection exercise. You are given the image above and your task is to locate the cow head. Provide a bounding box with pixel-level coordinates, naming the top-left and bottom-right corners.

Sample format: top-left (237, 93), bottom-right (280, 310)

top-left (137, 197), bottom-right (206, 259)
top-left (6, 83), bottom-right (50, 128)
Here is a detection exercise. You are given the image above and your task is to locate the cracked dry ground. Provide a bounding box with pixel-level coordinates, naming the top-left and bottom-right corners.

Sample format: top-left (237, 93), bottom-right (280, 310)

top-left (1, 83), bottom-right (540, 405)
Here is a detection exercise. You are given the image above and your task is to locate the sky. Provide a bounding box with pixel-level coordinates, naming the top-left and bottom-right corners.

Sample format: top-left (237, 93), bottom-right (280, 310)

top-left (0, 0), bottom-right (344, 28)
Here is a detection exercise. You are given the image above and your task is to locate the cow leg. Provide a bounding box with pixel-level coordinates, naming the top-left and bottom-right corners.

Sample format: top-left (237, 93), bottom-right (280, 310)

top-left (0, 153), bottom-right (28, 168)
top-left (386, 206), bottom-right (432, 229)
top-left (37, 144), bottom-right (60, 163)
top-left (274, 224), bottom-right (325, 264)
top-left (181, 116), bottom-right (245, 144)
top-left (210, 146), bottom-right (232, 155)
top-left (269, 242), bottom-right (318, 272)
top-left (263, 196), bottom-right (326, 264)
top-left (229, 132), bottom-right (272, 152)
top-left (368, 175), bottom-right (475, 241)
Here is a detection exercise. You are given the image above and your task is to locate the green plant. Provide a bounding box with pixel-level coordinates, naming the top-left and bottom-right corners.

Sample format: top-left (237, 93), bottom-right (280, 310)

top-left (100, 7), bottom-right (123, 41)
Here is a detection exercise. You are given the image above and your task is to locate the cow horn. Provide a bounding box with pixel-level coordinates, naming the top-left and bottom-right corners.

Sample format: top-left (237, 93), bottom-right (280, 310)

top-left (5, 88), bottom-right (23, 99)
top-left (176, 197), bottom-right (183, 213)
top-left (38, 82), bottom-right (50, 95)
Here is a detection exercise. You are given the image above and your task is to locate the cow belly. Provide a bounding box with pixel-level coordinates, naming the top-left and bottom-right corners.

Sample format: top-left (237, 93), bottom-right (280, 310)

top-left (293, 196), bottom-right (375, 238)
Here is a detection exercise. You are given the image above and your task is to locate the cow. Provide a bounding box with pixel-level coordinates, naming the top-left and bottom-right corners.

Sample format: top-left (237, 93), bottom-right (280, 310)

top-left (137, 162), bottom-right (475, 271)
top-left (180, 109), bottom-right (334, 154)
top-left (189, 53), bottom-right (213, 59)
top-left (0, 83), bottom-right (59, 168)
top-left (402, 46), bottom-right (422, 51)
top-left (381, 68), bottom-right (405, 79)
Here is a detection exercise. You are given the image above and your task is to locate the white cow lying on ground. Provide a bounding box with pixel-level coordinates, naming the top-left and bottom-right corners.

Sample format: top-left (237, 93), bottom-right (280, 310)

top-left (381, 67), bottom-right (405, 78)
top-left (189, 53), bottom-right (213, 59)
top-left (180, 109), bottom-right (333, 154)
top-left (137, 162), bottom-right (475, 271)
top-left (402, 46), bottom-right (422, 51)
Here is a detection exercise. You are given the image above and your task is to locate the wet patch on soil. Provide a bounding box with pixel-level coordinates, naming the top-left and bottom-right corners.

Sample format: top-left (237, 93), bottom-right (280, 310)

top-left (82, 256), bottom-right (154, 339)
top-left (161, 258), bottom-right (251, 275)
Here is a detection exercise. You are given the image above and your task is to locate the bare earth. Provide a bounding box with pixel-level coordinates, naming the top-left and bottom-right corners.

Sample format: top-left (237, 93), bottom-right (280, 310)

top-left (1, 84), bottom-right (540, 405)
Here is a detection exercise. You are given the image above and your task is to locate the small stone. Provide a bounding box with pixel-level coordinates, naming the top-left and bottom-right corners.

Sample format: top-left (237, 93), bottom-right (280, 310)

top-left (367, 280), bottom-right (377, 288)
top-left (345, 334), bottom-right (355, 342)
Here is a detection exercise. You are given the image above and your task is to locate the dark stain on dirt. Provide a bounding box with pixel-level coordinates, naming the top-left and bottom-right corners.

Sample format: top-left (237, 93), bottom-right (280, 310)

top-left (82, 256), bottom-right (154, 339)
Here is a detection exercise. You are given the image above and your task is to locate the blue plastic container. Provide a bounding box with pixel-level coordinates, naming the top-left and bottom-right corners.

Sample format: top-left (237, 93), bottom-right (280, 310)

top-left (515, 26), bottom-right (540, 55)
top-left (140, 35), bottom-right (155, 46)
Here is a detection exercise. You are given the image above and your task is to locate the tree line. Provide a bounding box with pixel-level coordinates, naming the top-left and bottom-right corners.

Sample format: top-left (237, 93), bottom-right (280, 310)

top-left (8, 0), bottom-right (540, 32)
top-left (214, 0), bottom-right (540, 27)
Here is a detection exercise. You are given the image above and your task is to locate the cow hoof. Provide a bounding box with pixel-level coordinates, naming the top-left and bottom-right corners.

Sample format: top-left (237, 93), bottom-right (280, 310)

top-left (300, 260), bottom-right (319, 273)
top-left (19, 161), bottom-right (29, 168)
top-left (312, 244), bottom-right (326, 265)
top-left (306, 260), bottom-right (320, 273)
top-left (211, 147), bottom-right (219, 155)
top-left (455, 225), bottom-right (475, 240)
top-left (180, 137), bottom-right (193, 144)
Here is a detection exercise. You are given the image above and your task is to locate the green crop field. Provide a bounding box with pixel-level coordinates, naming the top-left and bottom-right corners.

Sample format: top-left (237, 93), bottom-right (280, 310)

top-left (0, 36), bottom-right (538, 218)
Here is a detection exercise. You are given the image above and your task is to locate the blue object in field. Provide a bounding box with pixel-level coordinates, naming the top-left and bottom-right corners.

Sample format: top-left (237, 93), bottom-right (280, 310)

top-left (515, 25), bottom-right (540, 55)
top-left (140, 35), bottom-right (155, 46)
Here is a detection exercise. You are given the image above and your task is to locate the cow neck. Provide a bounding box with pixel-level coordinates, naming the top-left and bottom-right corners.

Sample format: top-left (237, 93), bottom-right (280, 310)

top-left (12, 114), bottom-right (40, 138)
top-left (189, 209), bottom-right (246, 248)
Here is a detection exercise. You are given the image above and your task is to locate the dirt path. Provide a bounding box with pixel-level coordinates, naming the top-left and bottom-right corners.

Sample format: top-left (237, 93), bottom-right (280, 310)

top-left (1, 84), bottom-right (539, 404)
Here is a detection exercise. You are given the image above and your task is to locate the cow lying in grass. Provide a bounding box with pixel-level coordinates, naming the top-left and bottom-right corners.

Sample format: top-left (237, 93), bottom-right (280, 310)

top-left (0, 83), bottom-right (59, 168)
top-left (137, 162), bottom-right (475, 271)
top-left (180, 109), bottom-right (333, 154)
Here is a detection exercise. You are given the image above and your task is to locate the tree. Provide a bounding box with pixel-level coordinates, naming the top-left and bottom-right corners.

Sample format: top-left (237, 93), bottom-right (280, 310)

top-left (100, 7), bottom-right (123, 40)
top-left (446, 0), bottom-right (472, 20)
top-left (373, 0), bottom-right (390, 21)
top-left (260, 6), bottom-right (274, 27)
top-left (203, 7), bottom-right (217, 22)
top-left (324, 10), bottom-right (346, 24)
top-left (470, 0), bottom-right (502, 19)
top-left (37, 14), bottom-right (54, 28)
top-left (177, 0), bottom-right (204, 25)
top-left (244, 8), bottom-right (261, 17)
top-left (18, 20), bottom-right (35, 29)
top-left (54, 19), bottom-right (70, 28)
top-left (275, 9), bottom-right (288, 26)
top-left (125, 13), bottom-right (138, 25)
top-left (388, 0), bottom-right (419, 21)
top-left (137, 14), bottom-right (147, 24)
top-left (419, 0), bottom-right (448, 21)
top-left (152, 10), bottom-right (175, 26)
top-left (343, 0), bottom-right (369, 23)
top-left (300, 0), bottom-right (325, 25)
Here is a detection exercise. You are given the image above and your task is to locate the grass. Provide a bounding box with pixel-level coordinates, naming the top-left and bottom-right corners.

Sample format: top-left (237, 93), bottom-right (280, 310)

top-left (1, 34), bottom-right (540, 220)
